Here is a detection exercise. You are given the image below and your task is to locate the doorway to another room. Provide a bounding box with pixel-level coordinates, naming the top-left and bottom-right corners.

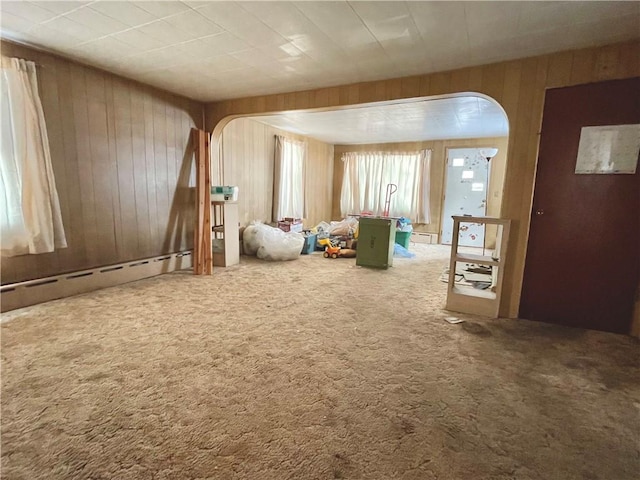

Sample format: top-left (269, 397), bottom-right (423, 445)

top-left (214, 94), bottom-right (510, 248)
top-left (441, 147), bottom-right (496, 247)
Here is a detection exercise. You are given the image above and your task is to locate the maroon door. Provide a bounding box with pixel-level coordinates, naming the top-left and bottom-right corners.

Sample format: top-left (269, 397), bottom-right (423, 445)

top-left (520, 78), bottom-right (640, 334)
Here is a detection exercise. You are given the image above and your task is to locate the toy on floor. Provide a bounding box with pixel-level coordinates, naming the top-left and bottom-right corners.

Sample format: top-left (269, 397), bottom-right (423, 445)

top-left (319, 238), bottom-right (341, 258)
top-left (318, 238), bottom-right (357, 259)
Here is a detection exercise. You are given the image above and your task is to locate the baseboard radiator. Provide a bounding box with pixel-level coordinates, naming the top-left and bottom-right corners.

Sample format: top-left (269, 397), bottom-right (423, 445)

top-left (1, 251), bottom-right (193, 313)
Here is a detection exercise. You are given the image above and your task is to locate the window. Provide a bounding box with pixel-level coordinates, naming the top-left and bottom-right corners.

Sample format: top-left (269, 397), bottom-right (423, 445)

top-left (273, 135), bottom-right (306, 221)
top-left (340, 150), bottom-right (431, 223)
top-left (1, 57), bottom-right (66, 257)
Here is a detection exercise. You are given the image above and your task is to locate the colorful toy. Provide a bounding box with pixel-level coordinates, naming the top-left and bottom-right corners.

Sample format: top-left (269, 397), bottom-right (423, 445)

top-left (319, 238), bottom-right (341, 258)
top-left (318, 238), bottom-right (357, 258)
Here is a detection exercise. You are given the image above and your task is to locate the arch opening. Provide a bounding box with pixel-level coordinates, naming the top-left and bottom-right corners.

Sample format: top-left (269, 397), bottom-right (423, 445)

top-left (211, 92), bottom-right (510, 243)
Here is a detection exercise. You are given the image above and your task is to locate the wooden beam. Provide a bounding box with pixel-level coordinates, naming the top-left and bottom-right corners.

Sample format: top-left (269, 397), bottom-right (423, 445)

top-left (203, 133), bottom-right (212, 274)
top-left (193, 128), bottom-right (212, 275)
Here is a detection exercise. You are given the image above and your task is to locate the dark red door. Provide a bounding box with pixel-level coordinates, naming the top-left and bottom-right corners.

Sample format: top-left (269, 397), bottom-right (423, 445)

top-left (520, 78), bottom-right (640, 334)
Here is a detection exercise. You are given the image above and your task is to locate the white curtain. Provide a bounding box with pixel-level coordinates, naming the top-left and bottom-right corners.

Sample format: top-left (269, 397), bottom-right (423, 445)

top-left (1, 57), bottom-right (67, 257)
top-left (340, 150), bottom-right (431, 223)
top-left (273, 135), bottom-right (306, 221)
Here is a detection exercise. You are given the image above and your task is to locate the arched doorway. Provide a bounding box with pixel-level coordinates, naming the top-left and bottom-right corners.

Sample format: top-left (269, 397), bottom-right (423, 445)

top-left (211, 93), bottom-right (510, 248)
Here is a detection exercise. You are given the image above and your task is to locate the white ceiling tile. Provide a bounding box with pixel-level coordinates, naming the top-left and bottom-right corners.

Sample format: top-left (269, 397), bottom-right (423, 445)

top-left (257, 67), bottom-right (304, 81)
top-left (349, 1), bottom-right (409, 24)
top-left (465, 2), bottom-right (523, 43)
top-left (19, 24), bottom-right (81, 49)
top-left (342, 40), bottom-right (389, 64)
top-left (515, 15), bottom-right (640, 58)
top-left (465, 36), bottom-right (525, 67)
top-left (145, 43), bottom-right (201, 65)
top-left (516, 2), bottom-right (575, 35)
top-left (195, 2), bottom-right (258, 29)
top-left (350, 1), bottom-right (422, 44)
top-left (132, 1), bottom-right (192, 19)
top-left (89, 1), bottom-right (160, 27)
top-left (1, 11), bottom-right (35, 34)
top-left (1, 0), bottom-right (638, 103)
top-left (464, 1), bottom-right (524, 25)
top-left (226, 20), bottom-right (287, 48)
top-left (200, 54), bottom-right (248, 73)
top-left (254, 96), bottom-right (508, 144)
top-left (197, 32), bottom-right (251, 56)
top-left (111, 28), bottom-right (166, 51)
top-left (35, 15), bottom-right (102, 43)
top-left (117, 54), bottom-right (172, 73)
top-left (135, 19), bottom-right (195, 44)
top-left (183, 1), bottom-right (210, 8)
top-left (29, 1), bottom-right (91, 16)
top-left (207, 65), bottom-right (257, 79)
top-left (134, 19), bottom-right (171, 40)
top-left (286, 31), bottom-right (347, 63)
top-left (264, 41), bottom-right (305, 61)
top-left (171, 37), bottom-right (223, 59)
top-left (198, 3), bottom-right (287, 46)
top-left (70, 36), bottom-right (133, 60)
top-left (277, 55), bottom-right (322, 74)
top-left (2, 1), bottom-right (59, 22)
top-left (240, 0), bottom-right (334, 50)
top-left (65, 7), bottom-right (130, 37)
top-left (295, 1), bottom-right (364, 34)
top-left (127, 45), bottom-right (190, 63)
top-left (161, 9), bottom-right (223, 40)
top-left (163, 63), bottom-right (201, 77)
top-left (81, 36), bottom-right (134, 54)
top-left (567, 1), bottom-right (640, 24)
top-left (416, 19), bottom-right (469, 67)
top-left (407, 1), bottom-right (466, 37)
top-left (230, 48), bottom-right (277, 68)
top-left (295, 1), bottom-right (381, 54)
top-left (237, 2), bottom-right (301, 35)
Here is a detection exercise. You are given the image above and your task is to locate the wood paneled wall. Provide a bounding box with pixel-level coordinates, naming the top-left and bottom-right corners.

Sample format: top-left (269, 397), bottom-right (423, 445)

top-left (1, 41), bottom-right (203, 285)
top-left (217, 117), bottom-right (333, 228)
top-left (332, 137), bottom-right (508, 243)
top-left (216, 118), bottom-right (273, 226)
top-left (205, 40), bottom-right (640, 318)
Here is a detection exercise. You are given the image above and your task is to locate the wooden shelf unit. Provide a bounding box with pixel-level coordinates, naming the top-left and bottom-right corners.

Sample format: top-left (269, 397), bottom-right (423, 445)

top-left (445, 216), bottom-right (511, 318)
top-left (211, 201), bottom-right (239, 267)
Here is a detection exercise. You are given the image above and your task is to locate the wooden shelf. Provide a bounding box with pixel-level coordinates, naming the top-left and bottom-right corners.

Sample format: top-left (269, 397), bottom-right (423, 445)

top-left (454, 253), bottom-right (499, 266)
top-left (211, 202), bottom-right (239, 267)
top-left (451, 215), bottom-right (507, 225)
top-left (451, 285), bottom-right (496, 299)
top-left (446, 216), bottom-right (511, 318)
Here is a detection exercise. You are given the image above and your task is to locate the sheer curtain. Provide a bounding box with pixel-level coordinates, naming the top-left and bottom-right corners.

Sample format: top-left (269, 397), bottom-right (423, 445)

top-left (1, 57), bottom-right (67, 257)
top-left (273, 135), bottom-right (306, 221)
top-left (340, 150), bottom-right (431, 223)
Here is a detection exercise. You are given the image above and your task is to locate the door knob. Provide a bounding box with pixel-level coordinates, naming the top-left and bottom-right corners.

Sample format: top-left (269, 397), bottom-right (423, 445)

top-left (535, 209), bottom-right (544, 215)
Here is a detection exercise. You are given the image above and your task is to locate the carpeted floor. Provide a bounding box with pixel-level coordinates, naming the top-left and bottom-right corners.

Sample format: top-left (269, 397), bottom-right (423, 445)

top-left (1, 244), bottom-right (639, 480)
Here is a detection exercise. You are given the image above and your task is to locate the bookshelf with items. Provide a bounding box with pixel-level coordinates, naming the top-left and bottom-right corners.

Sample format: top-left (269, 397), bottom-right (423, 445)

top-left (445, 216), bottom-right (511, 318)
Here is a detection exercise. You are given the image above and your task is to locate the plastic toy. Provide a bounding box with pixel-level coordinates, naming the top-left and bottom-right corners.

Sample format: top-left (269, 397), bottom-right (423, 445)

top-left (319, 238), bottom-right (341, 258)
top-left (318, 238), bottom-right (357, 259)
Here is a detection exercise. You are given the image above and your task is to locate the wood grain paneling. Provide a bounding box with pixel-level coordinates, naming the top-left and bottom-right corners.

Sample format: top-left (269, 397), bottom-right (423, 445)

top-left (206, 40), bottom-right (640, 318)
top-left (332, 137), bottom-right (509, 245)
top-left (218, 117), bottom-right (333, 229)
top-left (1, 41), bottom-right (203, 285)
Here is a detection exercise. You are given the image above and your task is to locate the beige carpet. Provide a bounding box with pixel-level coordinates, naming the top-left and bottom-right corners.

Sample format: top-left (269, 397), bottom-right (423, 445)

top-left (1, 244), bottom-right (639, 480)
